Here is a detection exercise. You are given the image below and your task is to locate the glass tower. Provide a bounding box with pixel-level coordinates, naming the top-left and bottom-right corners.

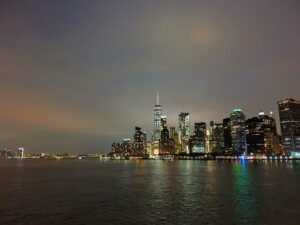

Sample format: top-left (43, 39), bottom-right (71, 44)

top-left (210, 121), bottom-right (224, 154)
top-left (223, 118), bottom-right (232, 154)
top-left (178, 112), bottom-right (190, 153)
top-left (278, 98), bottom-right (300, 156)
top-left (190, 122), bottom-right (206, 153)
top-left (245, 117), bottom-right (264, 155)
top-left (230, 109), bottom-right (247, 155)
top-left (152, 93), bottom-right (162, 142)
top-left (154, 93), bottom-right (162, 130)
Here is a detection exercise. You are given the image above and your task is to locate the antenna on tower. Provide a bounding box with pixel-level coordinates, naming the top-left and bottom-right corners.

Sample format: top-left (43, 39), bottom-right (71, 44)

top-left (156, 92), bottom-right (159, 105)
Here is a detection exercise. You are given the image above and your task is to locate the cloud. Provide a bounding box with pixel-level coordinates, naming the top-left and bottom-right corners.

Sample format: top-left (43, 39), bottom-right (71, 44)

top-left (0, 1), bottom-right (299, 152)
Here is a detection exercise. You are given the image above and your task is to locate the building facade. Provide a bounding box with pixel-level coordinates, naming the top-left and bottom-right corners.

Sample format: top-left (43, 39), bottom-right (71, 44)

top-left (133, 126), bottom-right (147, 156)
top-left (169, 126), bottom-right (180, 153)
top-left (258, 111), bottom-right (281, 155)
top-left (210, 121), bottom-right (224, 154)
top-left (230, 109), bottom-right (247, 155)
top-left (178, 112), bottom-right (190, 153)
top-left (223, 118), bottom-right (232, 154)
top-left (152, 93), bottom-right (162, 142)
top-left (245, 117), bottom-right (265, 155)
top-left (160, 126), bottom-right (175, 155)
top-left (278, 98), bottom-right (300, 156)
top-left (190, 122), bottom-right (206, 153)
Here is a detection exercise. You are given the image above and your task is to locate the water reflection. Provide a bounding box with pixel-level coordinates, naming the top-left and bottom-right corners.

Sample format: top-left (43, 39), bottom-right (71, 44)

top-left (147, 161), bottom-right (230, 224)
top-left (232, 161), bottom-right (257, 225)
top-left (1, 160), bottom-right (299, 225)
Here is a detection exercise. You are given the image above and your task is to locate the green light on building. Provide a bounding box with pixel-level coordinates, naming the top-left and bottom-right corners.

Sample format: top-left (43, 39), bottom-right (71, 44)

top-left (233, 108), bottom-right (242, 112)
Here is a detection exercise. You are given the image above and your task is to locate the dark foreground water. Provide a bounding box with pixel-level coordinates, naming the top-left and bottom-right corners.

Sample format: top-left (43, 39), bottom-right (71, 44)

top-left (0, 159), bottom-right (299, 225)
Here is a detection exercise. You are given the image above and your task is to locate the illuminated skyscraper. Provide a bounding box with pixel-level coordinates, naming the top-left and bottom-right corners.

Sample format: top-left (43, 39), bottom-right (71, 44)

top-left (258, 111), bottom-right (280, 154)
top-left (154, 93), bottom-right (162, 130)
top-left (210, 121), bottom-right (224, 154)
top-left (178, 113), bottom-right (190, 140)
top-left (152, 93), bottom-right (162, 142)
top-left (178, 112), bottom-right (190, 153)
top-left (133, 126), bottom-right (146, 156)
top-left (205, 129), bottom-right (211, 153)
top-left (230, 109), bottom-right (247, 155)
top-left (278, 98), bottom-right (300, 156)
top-left (190, 122), bottom-right (206, 153)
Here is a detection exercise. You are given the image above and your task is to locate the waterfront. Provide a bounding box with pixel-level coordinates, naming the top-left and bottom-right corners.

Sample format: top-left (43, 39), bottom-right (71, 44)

top-left (0, 159), bottom-right (299, 225)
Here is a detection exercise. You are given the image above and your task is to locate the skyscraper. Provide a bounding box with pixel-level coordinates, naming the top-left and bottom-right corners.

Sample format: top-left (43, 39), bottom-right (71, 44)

top-left (169, 126), bottom-right (176, 138)
top-left (161, 126), bottom-right (169, 143)
top-left (154, 93), bottom-right (162, 130)
top-left (245, 117), bottom-right (264, 155)
top-left (223, 118), bottom-right (232, 154)
top-left (160, 126), bottom-right (175, 155)
top-left (190, 122), bottom-right (206, 153)
top-left (230, 109), bottom-right (247, 155)
top-left (205, 129), bottom-right (211, 153)
top-left (178, 112), bottom-right (190, 153)
top-left (258, 111), bottom-right (280, 155)
top-left (169, 126), bottom-right (180, 153)
top-left (152, 93), bottom-right (162, 142)
top-left (133, 126), bottom-right (147, 156)
top-left (210, 121), bottom-right (224, 154)
top-left (278, 98), bottom-right (300, 156)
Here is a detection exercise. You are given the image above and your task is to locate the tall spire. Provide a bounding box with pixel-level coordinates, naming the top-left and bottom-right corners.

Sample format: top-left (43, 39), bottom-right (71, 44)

top-left (153, 93), bottom-right (162, 139)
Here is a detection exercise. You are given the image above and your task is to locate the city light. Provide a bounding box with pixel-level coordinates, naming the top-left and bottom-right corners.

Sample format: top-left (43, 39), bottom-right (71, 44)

top-left (109, 97), bottom-right (300, 160)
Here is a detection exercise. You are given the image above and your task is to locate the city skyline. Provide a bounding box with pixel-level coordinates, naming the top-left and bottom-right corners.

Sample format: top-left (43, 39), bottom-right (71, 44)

top-left (1, 1), bottom-right (300, 152)
top-left (0, 92), bottom-right (291, 154)
top-left (111, 96), bottom-right (298, 158)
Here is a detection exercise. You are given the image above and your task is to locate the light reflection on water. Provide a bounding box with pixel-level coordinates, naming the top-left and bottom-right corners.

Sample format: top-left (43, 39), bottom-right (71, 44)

top-left (232, 161), bottom-right (257, 225)
top-left (0, 159), bottom-right (299, 225)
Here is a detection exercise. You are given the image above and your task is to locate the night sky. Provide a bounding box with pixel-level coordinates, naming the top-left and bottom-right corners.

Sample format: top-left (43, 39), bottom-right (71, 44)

top-left (1, 1), bottom-right (299, 153)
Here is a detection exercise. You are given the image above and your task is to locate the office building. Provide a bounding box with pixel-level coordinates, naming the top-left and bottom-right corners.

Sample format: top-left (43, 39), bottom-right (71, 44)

top-left (190, 122), bottom-right (206, 153)
top-left (160, 126), bottom-right (175, 155)
top-left (278, 98), bottom-right (300, 156)
top-left (210, 121), bottom-right (224, 154)
top-left (133, 126), bottom-right (147, 156)
top-left (230, 109), bottom-right (247, 155)
top-left (223, 118), bottom-right (232, 154)
top-left (152, 93), bottom-right (162, 142)
top-left (169, 126), bottom-right (180, 153)
top-left (245, 117), bottom-right (264, 155)
top-left (258, 111), bottom-right (281, 155)
top-left (178, 112), bottom-right (190, 153)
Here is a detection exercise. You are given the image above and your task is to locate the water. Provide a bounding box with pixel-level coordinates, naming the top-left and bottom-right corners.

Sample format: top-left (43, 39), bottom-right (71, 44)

top-left (0, 159), bottom-right (299, 225)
